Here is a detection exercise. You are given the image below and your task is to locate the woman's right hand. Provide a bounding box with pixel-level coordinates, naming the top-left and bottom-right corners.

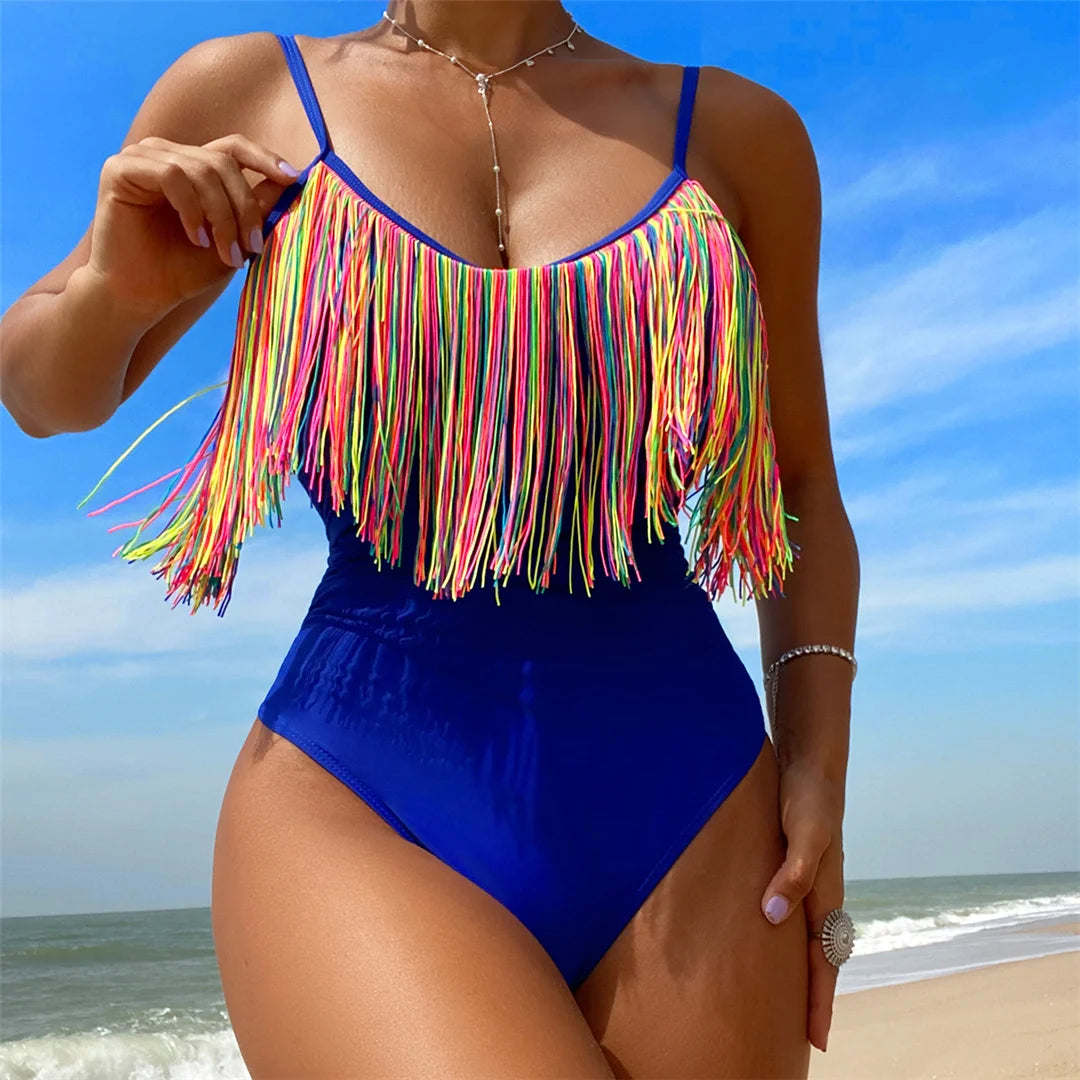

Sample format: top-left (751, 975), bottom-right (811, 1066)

top-left (87, 133), bottom-right (302, 317)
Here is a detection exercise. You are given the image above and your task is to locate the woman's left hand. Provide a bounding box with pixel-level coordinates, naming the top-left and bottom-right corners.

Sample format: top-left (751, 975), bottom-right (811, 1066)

top-left (759, 757), bottom-right (847, 1053)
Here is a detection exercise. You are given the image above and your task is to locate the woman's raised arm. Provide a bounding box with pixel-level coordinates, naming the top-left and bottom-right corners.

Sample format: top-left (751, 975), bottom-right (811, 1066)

top-left (0, 33), bottom-right (301, 437)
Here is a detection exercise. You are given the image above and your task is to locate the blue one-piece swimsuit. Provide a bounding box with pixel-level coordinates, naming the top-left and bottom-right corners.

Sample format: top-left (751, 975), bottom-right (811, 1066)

top-left (257, 457), bottom-right (769, 994)
top-left (88, 32), bottom-right (793, 997)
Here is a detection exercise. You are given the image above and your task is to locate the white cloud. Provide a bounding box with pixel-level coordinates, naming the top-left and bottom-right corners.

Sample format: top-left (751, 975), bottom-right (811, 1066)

top-left (863, 552), bottom-right (1077, 615)
top-left (845, 474), bottom-right (1078, 538)
top-left (854, 552), bottom-right (1079, 647)
top-left (823, 98), bottom-right (1077, 224)
top-left (823, 206), bottom-right (1078, 421)
top-left (826, 153), bottom-right (990, 222)
top-left (1, 542), bottom-right (326, 664)
top-left (831, 358), bottom-right (1076, 462)
top-left (712, 473), bottom-right (1079, 653)
top-left (717, 548), bottom-right (1078, 654)
top-left (816, 100), bottom-right (1078, 459)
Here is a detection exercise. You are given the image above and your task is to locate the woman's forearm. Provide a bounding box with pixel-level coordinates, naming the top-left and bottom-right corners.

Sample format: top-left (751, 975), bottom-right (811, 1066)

top-left (0, 264), bottom-right (169, 438)
top-left (755, 476), bottom-right (860, 786)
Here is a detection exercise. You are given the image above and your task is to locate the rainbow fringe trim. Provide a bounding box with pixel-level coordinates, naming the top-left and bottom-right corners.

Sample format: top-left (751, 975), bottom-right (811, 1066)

top-left (80, 163), bottom-right (799, 615)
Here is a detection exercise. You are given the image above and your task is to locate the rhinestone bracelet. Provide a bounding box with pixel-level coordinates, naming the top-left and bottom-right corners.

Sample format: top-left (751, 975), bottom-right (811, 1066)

top-left (764, 644), bottom-right (857, 728)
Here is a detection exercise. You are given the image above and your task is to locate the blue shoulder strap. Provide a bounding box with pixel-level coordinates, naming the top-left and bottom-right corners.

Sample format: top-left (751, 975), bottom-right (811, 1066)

top-left (275, 33), bottom-right (330, 157)
top-left (672, 65), bottom-right (700, 173)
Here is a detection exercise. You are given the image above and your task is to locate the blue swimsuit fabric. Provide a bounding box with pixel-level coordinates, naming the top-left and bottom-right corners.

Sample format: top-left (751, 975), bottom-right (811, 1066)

top-left (257, 458), bottom-right (768, 993)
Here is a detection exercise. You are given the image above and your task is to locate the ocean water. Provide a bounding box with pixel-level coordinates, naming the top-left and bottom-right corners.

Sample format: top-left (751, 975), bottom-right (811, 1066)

top-left (2, 870), bottom-right (1078, 1079)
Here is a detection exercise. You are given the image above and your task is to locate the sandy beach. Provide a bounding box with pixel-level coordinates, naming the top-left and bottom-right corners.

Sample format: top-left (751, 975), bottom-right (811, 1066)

top-left (810, 942), bottom-right (1079, 1079)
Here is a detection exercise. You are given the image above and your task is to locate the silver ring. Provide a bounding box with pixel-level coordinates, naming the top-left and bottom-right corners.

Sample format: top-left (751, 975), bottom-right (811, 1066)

top-left (808, 907), bottom-right (855, 967)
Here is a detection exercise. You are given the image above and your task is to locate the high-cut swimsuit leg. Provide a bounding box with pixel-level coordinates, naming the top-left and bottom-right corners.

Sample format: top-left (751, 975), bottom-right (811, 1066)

top-left (255, 36), bottom-right (771, 993)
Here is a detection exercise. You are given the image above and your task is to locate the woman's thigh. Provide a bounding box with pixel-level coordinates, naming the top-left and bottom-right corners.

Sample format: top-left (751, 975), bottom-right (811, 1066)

top-left (212, 717), bottom-right (615, 1080)
top-left (574, 736), bottom-right (811, 1080)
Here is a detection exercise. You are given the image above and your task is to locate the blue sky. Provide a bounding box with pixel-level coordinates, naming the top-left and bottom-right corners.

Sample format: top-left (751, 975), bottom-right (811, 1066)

top-left (2, 2), bottom-right (1077, 919)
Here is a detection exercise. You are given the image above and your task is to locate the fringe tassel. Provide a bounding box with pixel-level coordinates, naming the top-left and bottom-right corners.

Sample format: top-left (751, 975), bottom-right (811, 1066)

top-left (81, 162), bottom-right (799, 615)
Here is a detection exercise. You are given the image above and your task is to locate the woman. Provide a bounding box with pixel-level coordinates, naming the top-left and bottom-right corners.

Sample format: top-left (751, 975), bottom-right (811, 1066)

top-left (1, 3), bottom-right (859, 1076)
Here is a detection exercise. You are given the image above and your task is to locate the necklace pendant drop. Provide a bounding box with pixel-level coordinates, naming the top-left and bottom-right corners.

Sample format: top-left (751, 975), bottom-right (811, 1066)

top-left (381, 9), bottom-right (586, 266)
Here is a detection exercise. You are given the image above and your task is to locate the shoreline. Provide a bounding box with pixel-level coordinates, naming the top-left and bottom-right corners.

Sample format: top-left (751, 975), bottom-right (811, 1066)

top-left (835, 910), bottom-right (1079, 994)
top-left (810, 949), bottom-right (1079, 1079)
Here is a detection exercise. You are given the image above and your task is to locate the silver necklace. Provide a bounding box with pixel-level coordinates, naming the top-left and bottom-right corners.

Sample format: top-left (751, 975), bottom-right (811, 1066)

top-left (381, 9), bottom-right (583, 257)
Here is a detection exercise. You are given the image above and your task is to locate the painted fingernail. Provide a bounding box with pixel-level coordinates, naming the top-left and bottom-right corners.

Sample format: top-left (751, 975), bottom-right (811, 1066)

top-left (279, 160), bottom-right (300, 177)
top-left (229, 241), bottom-right (243, 268)
top-left (764, 895), bottom-right (789, 924)
top-left (249, 226), bottom-right (264, 254)
top-left (197, 225), bottom-right (210, 248)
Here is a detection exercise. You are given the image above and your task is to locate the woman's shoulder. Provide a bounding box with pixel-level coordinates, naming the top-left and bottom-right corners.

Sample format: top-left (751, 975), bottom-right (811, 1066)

top-left (126, 31), bottom-right (296, 158)
top-left (143, 31), bottom-right (284, 108)
top-left (692, 64), bottom-right (819, 238)
top-left (695, 62), bottom-right (813, 169)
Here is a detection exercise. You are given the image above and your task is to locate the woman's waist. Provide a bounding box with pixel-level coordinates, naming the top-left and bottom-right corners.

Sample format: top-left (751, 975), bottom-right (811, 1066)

top-left (303, 542), bottom-right (730, 661)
